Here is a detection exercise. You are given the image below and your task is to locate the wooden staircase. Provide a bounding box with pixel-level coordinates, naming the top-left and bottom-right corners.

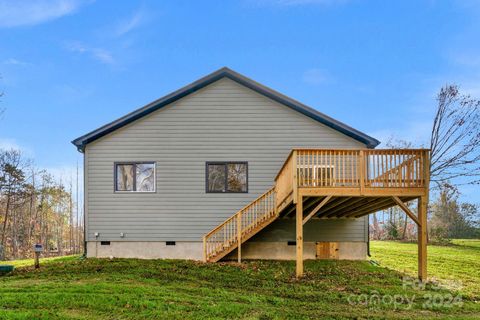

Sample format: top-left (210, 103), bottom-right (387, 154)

top-left (203, 187), bottom-right (278, 262)
top-left (202, 148), bottom-right (430, 263)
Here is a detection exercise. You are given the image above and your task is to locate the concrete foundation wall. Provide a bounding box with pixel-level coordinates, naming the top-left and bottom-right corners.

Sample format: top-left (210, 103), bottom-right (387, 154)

top-left (86, 241), bottom-right (203, 260)
top-left (87, 241), bottom-right (367, 261)
top-left (225, 241), bottom-right (367, 260)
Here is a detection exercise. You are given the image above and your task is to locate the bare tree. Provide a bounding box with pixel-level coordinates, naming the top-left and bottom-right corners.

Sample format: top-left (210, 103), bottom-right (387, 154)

top-left (0, 150), bottom-right (27, 248)
top-left (0, 149), bottom-right (78, 260)
top-left (430, 85), bottom-right (480, 187)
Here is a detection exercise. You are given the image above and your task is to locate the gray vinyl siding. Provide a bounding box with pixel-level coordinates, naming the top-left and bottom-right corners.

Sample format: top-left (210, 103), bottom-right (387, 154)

top-left (85, 78), bottom-right (367, 242)
top-left (252, 219), bottom-right (368, 242)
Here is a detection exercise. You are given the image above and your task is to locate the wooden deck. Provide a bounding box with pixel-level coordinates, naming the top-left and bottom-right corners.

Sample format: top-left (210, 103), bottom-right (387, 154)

top-left (203, 148), bottom-right (430, 280)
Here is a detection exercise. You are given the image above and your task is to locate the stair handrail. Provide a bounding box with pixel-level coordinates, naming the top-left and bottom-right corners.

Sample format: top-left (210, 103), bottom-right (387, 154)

top-left (203, 186), bottom-right (276, 261)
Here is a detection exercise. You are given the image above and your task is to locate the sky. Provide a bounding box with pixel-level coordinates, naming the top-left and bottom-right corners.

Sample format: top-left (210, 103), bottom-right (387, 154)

top-left (0, 0), bottom-right (479, 202)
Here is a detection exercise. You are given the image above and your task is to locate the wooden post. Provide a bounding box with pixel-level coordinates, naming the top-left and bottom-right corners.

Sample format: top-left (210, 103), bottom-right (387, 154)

top-left (418, 150), bottom-right (430, 281)
top-left (34, 252), bottom-right (40, 269)
top-left (418, 196), bottom-right (427, 281)
top-left (296, 195), bottom-right (303, 278)
top-left (237, 213), bottom-right (242, 263)
top-left (33, 243), bottom-right (43, 269)
top-left (292, 150), bottom-right (298, 204)
top-left (203, 236), bottom-right (207, 262)
top-left (359, 150), bottom-right (365, 194)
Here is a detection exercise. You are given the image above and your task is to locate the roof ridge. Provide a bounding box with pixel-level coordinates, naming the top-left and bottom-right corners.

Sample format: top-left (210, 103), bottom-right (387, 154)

top-left (72, 67), bottom-right (380, 151)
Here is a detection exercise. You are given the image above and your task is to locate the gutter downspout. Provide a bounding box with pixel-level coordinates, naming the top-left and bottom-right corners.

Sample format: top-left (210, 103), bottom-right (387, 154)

top-left (367, 218), bottom-right (371, 257)
top-left (83, 152), bottom-right (87, 258)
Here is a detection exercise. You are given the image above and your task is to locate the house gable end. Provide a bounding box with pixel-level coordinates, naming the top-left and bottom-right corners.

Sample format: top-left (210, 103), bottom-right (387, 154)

top-left (72, 67), bottom-right (379, 151)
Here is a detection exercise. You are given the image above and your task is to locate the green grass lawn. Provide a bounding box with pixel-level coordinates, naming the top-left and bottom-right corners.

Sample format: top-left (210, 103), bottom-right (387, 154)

top-left (0, 241), bottom-right (478, 319)
top-left (4, 255), bottom-right (78, 269)
top-left (370, 239), bottom-right (480, 300)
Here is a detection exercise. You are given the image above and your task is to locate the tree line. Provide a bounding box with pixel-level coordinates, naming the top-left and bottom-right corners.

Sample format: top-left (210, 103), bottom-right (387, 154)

top-left (0, 149), bottom-right (83, 260)
top-left (371, 183), bottom-right (479, 242)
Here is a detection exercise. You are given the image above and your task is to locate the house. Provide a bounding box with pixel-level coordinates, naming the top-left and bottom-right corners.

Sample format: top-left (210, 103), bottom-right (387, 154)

top-left (73, 67), bottom-right (429, 279)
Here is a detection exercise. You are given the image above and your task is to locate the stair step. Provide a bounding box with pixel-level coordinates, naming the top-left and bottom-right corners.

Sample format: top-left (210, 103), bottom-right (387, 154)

top-left (206, 215), bottom-right (279, 261)
top-left (204, 187), bottom-right (277, 262)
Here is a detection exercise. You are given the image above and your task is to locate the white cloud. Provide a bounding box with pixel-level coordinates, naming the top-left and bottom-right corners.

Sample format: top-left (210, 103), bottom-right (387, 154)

top-left (442, 50), bottom-right (480, 97)
top-left (115, 7), bottom-right (147, 36)
top-left (2, 58), bottom-right (30, 67)
top-left (278, 0), bottom-right (347, 4)
top-left (451, 52), bottom-right (480, 68)
top-left (91, 49), bottom-right (114, 64)
top-left (43, 164), bottom-right (82, 186)
top-left (368, 119), bottom-right (433, 148)
top-left (66, 41), bottom-right (114, 64)
top-left (457, 79), bottom-right (480, 97)
top-left (444, 65), bottom-right (480, 97)
top-left (250, 0), bottom-right (349, 6)
top-left (0, 138), bottom-right (34, 156)
top-left (420, 72), bottom-right (480, 100)
top-left (302, 68), bottom-right (331, 85)
top-left (0, 138), bottom-right (22, 151)
top-left (0, 0), bottom-right (87, 28)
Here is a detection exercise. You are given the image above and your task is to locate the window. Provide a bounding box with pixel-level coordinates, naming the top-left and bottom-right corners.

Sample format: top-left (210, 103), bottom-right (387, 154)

top-left (115, 162), bottom-right (155, 192)
top-left (206, 162), bottom-right (248, 193)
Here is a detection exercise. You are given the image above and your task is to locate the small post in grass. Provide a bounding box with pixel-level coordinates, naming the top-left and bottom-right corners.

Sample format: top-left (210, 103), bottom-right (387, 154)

top-left (34, 243), bottom-right (43, 269)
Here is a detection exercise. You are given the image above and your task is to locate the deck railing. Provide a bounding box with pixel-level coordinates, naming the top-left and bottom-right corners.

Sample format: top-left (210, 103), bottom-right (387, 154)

top-left (296, 149), bottom-right (361, 188)
top-left (363, 149), bottom-right (428, 188)
top-left (203, 187), bottom-right (276, 262)
top-left (295, 149), bottom-right (428, 189)
top-left (274, 151), bottom-right (295, 209)
top-left (273, 149), bottom-right (429, 200)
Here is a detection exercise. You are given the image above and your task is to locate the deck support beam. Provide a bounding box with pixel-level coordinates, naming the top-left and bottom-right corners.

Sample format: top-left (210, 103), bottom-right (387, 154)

top-left (419, 150), bottom-right (430, 281)
top-left (392, 196), bottom-right (420, 226)
top-left (418, 196), bottom-right (427, 281)
top-left (296, 195), bottom-right (303, 278)
top-left (303, 196), bottom-right (332, 225)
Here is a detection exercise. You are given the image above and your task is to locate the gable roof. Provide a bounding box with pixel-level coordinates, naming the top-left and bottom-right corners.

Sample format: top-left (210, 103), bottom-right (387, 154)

top-left (72, 67), bottom-right (380, 151)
